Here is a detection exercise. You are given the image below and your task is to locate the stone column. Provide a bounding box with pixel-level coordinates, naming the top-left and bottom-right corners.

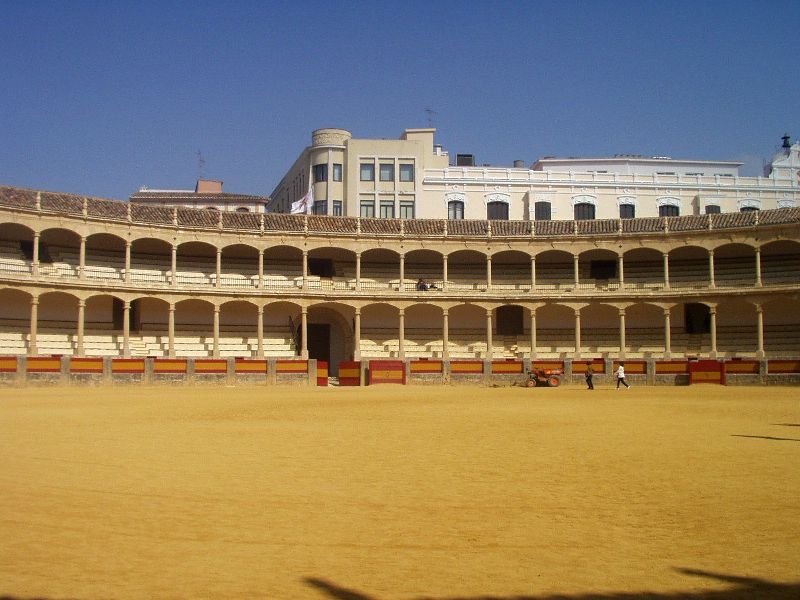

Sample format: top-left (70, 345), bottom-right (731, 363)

top-left (529, 307), bottom-right (537, 360)
top-left (530, 256), bottom-right (536, 291)
top-left (124, 240), bottom-right (131, 283)
top-left (168, 303), bottom-right (176, 358)
top-left (442, 254), bottom-right (448, 291)
top-left (663, 308), bottom-right (672, 358)
top-left (442, 309), bottom-right (450, 360)
top-left (123, 301), bottom-right (130, 358)
top-left (486, 256), bottom-right (493, 291)
top-left (257, 305), bottom-right (264, 358)
top-left (574, 308), bottom-right (582, 358)
top-left (29, 297), bottom-right (38, 355)
top-left (755, 304), bottom-right (764, 358)
top-left (663, 252), bottom-right (670, 289)
top-left (213, 306), bottom-right (220, 358)
top-left (709, 306), bottom-right (717, 357)
top-left (355, 252), bottom-right (361, 291)
top-left (573, 255), bottom-right (580, 287)
top-left (618, 307), bottom-right (626, 359)
top-left (708, 249), bottom-right (716, 288)
top-left (754, 247), bottom-right (762, 287)
top-left (32, 232), bottom-right (40, 276)
top-left (398, 308), bottom-right (405, 358)
top-left (302, 251), bottom-right (308, 290)
top-left (76, 299), bottom-right (85, 356)
top-left (399, 253), bottom-right (405, 291)
top-left (79, 236), bottom-right (86, 280)
top-left (215, 248), bottom-right (222, 289)
top-left (257, 249), bottom-right (264, 289)
top-left (354, 308), bottom-right (361, 361)
top-left (301, 308), bottom-right (308, 359)
top-left (618, 254), bottom-right (625, 289)
top-left (485, 308), bottom-right (493, 360)
top-left (171, 244), bottom-right (177, 286)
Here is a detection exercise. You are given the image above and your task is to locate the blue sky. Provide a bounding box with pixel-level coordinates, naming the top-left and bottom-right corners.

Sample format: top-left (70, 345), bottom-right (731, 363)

top-left (2, 1), bottom-right (798, 199)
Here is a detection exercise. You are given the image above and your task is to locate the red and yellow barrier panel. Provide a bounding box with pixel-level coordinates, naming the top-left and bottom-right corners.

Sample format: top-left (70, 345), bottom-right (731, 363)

top-left (235, 359), bottom-right (267, 374)
top-left (317, 361), bottom-right (328, 386)
top-left (768, 360), bottom-right (800, 374)
top-left (153, 359), bottom-right (187, 374)
top-left (112, 358), bottom-right (145, 373)
top-left (410, 359), bottom-right (443, 374)
top-left (276, 360), bottom-right (308, 374)
top-left (69, 357), bottom-right (103, 374)
top-left (655, 360), bottom-right (689, 374)
top-left (725, 360), bottom-right (759, 374)
top-left (612, 360), bottom-right (646, 375)
top-left (339, 361), bottom-right (361, 386)
top-left (491, 360), bottom-right (523, 374)
top-left (450, 360), bottom-right (483, 374)
top-left (194, 359), bottom-right (227, 374)
top-left (572, 359), bottom-right (604, 374)
top-left (0, 356), bottom-right (18, 373)
top-left (532, 360), bottom-right (565, 371)
top-left (689, 360), bottom-right (725, 384)
top-left (27, 356), bottom-right (61, 373)
top-left (369, 360), bottom-right (405, 384)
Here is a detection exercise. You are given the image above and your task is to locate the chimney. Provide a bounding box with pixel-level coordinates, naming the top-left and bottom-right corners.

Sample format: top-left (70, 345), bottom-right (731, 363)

top-left (513, 160), bottom-right (525, 168)
top-left (782, 134), bottom-right (792, 149)
top-left (196, 179), bottom-right (223, 193)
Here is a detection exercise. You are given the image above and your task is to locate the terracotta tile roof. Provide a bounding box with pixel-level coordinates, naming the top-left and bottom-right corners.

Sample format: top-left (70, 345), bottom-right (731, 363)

top-left (0, 186), bottom-right (37, 209)
top-left (130, 191), bottom-right (268, 205)
top-left (40, 192), bottom-right (84, 214)
top-left (492, 220), bottom-right (533, 236)
top-left (622, 217), bottom-right (664, 233)
top-left (308, 216), bottom-right (359, 233)
top-left (361, 219), bottom-right (401, 235)
top-left (131, 203), bottom-right (172, 225)
top-left (177, 208), bottom-right (218, 228)
top-left (263, 214), bottom-right (304, 232)
top-left (404, 219), bottom-right (445, 236)
top-left (759, 207), bottom-right (800, 224)
top-left (534, 220), bottom-right (574, 236)
top-left (87, 197), bottom-right (128, 219)
top-left (577, 219), bottom-right (617, 235)
top-left (448, 220), bottom-right (488, 236)
top-left (669, 215), bottom-right (709, 231)
top-left (222, 212), bottom-right (260, 231)
top-left (711, 211), bottom-right (758, 229)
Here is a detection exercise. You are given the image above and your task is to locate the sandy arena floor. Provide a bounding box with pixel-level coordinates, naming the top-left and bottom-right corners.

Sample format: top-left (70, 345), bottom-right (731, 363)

top-left (0, 384), bottom-right (799, 600)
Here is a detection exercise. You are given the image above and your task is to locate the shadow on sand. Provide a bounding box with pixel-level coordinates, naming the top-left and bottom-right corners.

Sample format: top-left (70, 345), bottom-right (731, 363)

top-left (304, 568), bottom-right (800, 600)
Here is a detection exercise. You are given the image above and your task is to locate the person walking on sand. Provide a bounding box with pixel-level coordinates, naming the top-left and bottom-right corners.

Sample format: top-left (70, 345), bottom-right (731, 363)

top-left (585, 363), bottom-right (594, 390)
top-left (616, 362), bottom-right (630, 390)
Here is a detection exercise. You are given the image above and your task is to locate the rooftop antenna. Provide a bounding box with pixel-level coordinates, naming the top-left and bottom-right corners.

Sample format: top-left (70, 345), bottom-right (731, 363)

top-left (424, 107), bottom-right (437, 128)
top-left (196, 150), bottom-right (207, 179)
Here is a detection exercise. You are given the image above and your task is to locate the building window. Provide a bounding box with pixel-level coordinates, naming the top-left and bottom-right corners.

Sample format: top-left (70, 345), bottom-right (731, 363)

top-left (312, 201), bottom-right (327, 215)
top-left (333, 201), bottom-right (342, 216)
top-left (236, 207), bottom-right (250, 213)
top-left (379, 200), bottom-right (395, 219)
top-left (448, 200), bottom-right (464, 220)
top-left (399, 163), bottom-right (414, 182)
top-left (379, 163), bottom-right (395, 181)
top-left (313, 164), bottom-right (327, 182)
top-left (332, 164), bottom-right (342, 182)
top-left (619, 204), bottom-right (635, 219)
top-left (574, 203), bottom-right (595, 220)
top-left (534, 201), bottom-right (551, 221)
top-left (487, 201), bottom-right (509, 220)
top-left (740, 206), bottom-right (759, 212)
top-left (360, 163), bottom-right (375, 181)
top-left (705, 205), bottom-right (721, 214)
top-left (360, 200), bottom-right (375, 218)
top-left (400, 201), bottom-right (415, 219)
top-left (659, 205), bottom-right (680, 217)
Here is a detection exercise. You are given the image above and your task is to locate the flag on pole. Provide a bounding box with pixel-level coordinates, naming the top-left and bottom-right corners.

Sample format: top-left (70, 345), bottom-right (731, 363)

top-left (291, 183), bottom-right (313, 214)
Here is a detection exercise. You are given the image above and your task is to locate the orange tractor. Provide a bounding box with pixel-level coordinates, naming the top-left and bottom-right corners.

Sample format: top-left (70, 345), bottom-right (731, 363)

top-left (524, 367), bottom-right (563, 387)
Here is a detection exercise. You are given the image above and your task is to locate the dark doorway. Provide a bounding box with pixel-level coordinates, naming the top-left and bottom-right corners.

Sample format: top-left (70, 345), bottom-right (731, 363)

top-left (685, 303), bottom-right (710, 334)
top-left (299, 323), bottom-right (331, 365)
top-left (496, 305), bottom-right (524, 335)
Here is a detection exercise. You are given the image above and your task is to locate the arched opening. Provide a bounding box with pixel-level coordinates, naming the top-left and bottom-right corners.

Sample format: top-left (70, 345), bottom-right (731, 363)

top-left (624, 248), bottom-right (664, 290)
top-left (0, 223), bottom-right (35, 276)
top-left (307, 247), bottom-right (356, 291)
top-left (580, 304), bottom-right (620, 356)
top-left (220, 300), bottom-right (258, 357)
top-left (177, 241), bottom-right (217, 287)
top-left (404, 303), bottom-right (444, 358)
top-left (360, 303), bottom-right (400, 358)
top-left (361, 249), bottom-right (399, 292)
top-left (130, 238), bottom-right (172, 285)
top-left (221, 244), bottom-right (259, 289)
top-left (405, 249), bottom-right (444, 292)
top-left (761, 297), bottom-right (800, 356)
top-left (38, 291), bottom-right (79, 355)
top-left (492, 251), bottom-right (531, 291)
top-left (264, 301), bottom-right (302, 357)
top-left (494, 303), bottom-right (526, 358)
top-left (713, 243), bottom-right (756, 287)
top-left (760, 240), bottom-right (800, 285)
top-left (84, 294), bottom-right (125, 355)
top-left (263, 246), bottom-right (303, 290)
top-left (0, 288), bottom-right (33, 354)
top-left (536, 304), bottom-right (576, 357)
top-left (85, 233), bottom-right (126, 281)
top-left (668, 246), bottom-right (710, 289)
top-left (307, 302), bottom-right (353, 373)
top-left (716, 299), bottom-right (757, 357)
top-left (447, 250), bottom-right (487, 292)
top-left (535, 250), bottom-right (574, 290)
top-left (626, 303), bottom-right (666, 357)
top-left (448, 304), bottom-right (488, 359)
top-left (39, 228), bottom-right (81, 278)
top-left (578, 249), bottom-right (619, 289)
top-left (133, 297), bottom-right (169, 356)
top-left (174, 299), bottom-right (214, 356)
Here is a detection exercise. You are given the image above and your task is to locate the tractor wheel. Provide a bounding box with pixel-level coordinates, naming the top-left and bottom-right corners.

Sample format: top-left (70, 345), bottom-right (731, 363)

top-left (526, 379), bottom-right (536, 388)
top-left (547, 376), bottom-right (561, 387)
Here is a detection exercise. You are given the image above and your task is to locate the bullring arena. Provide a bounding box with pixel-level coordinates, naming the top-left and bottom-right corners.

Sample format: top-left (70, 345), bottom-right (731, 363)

top-left (1, 184), bottom-right (799, 599)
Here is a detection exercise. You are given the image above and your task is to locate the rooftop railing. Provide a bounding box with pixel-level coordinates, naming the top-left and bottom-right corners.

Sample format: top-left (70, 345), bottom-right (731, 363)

top-left (1, 185), bottom-right (799, 240)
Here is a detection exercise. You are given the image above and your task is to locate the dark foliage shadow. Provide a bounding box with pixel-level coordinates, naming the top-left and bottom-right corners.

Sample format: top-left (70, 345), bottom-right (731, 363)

top-left (305, 568), bottom-right (800, 600)
top-left (731, 434), bottom-right (800, 442)
top-left (772, 423), bottom-right (800, 427)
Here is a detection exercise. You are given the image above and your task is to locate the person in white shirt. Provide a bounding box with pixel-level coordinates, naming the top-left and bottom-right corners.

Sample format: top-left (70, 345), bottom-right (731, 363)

top-left (616, 362), bottom-right (630, 389)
